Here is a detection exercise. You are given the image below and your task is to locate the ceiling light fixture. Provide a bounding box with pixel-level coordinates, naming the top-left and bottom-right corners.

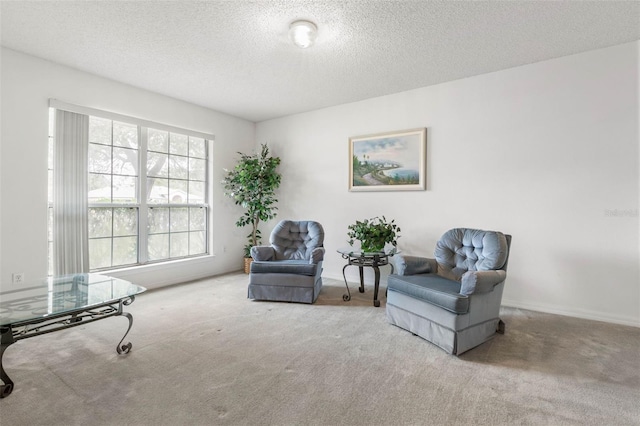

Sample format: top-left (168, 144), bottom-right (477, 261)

top-left (289, 20), bottom-right (318, 49)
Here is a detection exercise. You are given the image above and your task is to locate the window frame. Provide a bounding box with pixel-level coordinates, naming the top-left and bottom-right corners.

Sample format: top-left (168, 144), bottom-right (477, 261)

top-left (48, 100), bottom-right (214, 274)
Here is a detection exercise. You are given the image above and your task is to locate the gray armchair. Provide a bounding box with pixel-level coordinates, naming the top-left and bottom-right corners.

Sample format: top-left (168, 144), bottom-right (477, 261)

top-left (248, 220), bottom-right (325, 304)
top-left (386, 228), bottom-right (511, 355)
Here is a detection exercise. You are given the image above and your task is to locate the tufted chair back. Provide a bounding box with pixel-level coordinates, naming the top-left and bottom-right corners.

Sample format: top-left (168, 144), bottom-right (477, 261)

top-left (270, 220), bottom-right (324, 261)
top-left (434, 228), bottom-right (509, 281)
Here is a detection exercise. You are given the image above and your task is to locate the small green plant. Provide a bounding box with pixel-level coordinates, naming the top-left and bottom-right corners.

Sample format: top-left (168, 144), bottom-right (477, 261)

top-left (222, 144), bottom-right (281, 257)
top-left (347, 216), bottom-right (400, 252)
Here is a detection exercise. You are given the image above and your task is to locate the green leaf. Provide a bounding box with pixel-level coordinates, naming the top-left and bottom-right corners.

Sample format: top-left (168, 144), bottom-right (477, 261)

top-left (345, 216), bottom-right (401, 250)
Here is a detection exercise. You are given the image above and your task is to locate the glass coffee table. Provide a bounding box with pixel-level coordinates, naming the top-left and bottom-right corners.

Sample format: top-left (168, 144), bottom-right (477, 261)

top-left (0, 273), bottom-right (146, 398)
top-left (337, 247), bottom-right (399, 307)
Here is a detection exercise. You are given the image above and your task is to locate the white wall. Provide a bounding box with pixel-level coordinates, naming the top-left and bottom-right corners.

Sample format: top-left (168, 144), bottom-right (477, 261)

top-left (0, 48), bottom-right (254, 290)
top-left (257, 42), bottom-right (640, 327)
top-left (2, 43), bottom-right (638, 327)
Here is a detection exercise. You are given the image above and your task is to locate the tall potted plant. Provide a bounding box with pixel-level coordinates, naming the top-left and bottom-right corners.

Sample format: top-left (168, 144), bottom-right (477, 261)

top-left (222, 144), bottom-right (281, 272)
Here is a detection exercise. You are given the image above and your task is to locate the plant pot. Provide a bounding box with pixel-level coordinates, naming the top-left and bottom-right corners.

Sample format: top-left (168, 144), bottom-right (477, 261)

top-left (361, 241), bottom-right (385, 252)
top-left (244, 257), bottom-right (253, 274)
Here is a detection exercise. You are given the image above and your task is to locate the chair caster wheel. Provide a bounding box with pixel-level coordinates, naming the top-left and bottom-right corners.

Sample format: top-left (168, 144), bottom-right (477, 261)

top-left (358, 288), bottom-right (365, 293)
top-left (343, 294), bottom-right (350, 301)
top-left (1, 383), bottom-right (14, 398)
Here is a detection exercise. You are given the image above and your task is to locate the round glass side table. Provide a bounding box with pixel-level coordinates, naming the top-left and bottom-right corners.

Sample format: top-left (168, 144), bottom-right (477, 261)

top-left (337, 247), bottom-right (399, 307)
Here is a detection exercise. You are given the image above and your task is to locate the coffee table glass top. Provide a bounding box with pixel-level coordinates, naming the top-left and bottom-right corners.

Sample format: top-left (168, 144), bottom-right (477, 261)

top-left (0, 273), bottom-right (146, 326)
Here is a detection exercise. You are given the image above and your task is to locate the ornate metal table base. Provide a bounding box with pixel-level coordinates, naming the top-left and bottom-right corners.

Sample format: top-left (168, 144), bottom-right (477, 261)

top-left (340, 251), bottom-right (394, 307)
top-left (1, 293), bottom-right (138, 398)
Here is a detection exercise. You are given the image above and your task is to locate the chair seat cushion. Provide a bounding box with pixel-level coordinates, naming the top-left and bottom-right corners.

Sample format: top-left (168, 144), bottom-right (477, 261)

top-left (387, 274), bottom-right (469, 314)
top-left (250, 260), bottom-right (317, 276)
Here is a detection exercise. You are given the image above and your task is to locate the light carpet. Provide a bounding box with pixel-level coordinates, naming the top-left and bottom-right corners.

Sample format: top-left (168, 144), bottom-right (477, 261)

top-left (1, 272), bottom-right (639, 425)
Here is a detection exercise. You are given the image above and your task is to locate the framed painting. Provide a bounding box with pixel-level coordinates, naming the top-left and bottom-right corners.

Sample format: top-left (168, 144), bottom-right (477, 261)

top-left (349, 128), bottom-right (426, 191)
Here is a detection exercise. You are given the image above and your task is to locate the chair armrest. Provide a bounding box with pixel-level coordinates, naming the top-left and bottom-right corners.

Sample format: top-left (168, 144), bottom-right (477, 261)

top-left (251, 246), bottom-right (275, 261)
top-left (394, 255), bottom-right (436, 276)
top-left (460, 270), bottom-right (507, 295)
top-left (310, 247), bottom-right (325, 264)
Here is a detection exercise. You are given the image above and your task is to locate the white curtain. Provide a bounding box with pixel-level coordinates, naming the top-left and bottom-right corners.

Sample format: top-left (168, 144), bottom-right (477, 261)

top-left (53, 110), bottom-right (89, 275)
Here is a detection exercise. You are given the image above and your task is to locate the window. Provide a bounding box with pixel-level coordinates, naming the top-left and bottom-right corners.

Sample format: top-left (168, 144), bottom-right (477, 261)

top-left (48, 107), bottom-right (211, 274)
top-left (145, 129), bottom-right (208, 262)
top-left (88, 117), bottom-right (140, 269)
top-left (47, 109), bottom-right (54, 276)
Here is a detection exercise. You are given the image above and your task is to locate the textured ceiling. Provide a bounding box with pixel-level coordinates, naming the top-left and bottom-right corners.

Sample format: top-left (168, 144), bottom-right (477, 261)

top-left (1, 1), bottom-right (639, 122)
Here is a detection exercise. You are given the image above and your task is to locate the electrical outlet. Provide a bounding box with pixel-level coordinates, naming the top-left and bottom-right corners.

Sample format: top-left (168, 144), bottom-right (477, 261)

top-left (12, 273), bottom-right (25, 284)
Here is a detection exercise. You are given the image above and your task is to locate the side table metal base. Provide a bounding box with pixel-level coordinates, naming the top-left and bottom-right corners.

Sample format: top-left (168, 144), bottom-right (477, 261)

top-left (340, 251), bottom-right (394, 307)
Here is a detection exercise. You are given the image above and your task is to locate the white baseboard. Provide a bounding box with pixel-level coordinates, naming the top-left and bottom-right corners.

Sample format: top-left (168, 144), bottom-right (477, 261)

top-left (104, 255), bottom-right (240, 290)
top-left (323, 272), bottom-right (640, 328)
top-left (502, 299), bottom-right (640, 328)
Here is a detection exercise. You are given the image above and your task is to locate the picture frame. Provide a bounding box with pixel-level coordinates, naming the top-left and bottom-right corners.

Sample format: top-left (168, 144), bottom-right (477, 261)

top-left (349, 127), bottom-right (426, 192)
